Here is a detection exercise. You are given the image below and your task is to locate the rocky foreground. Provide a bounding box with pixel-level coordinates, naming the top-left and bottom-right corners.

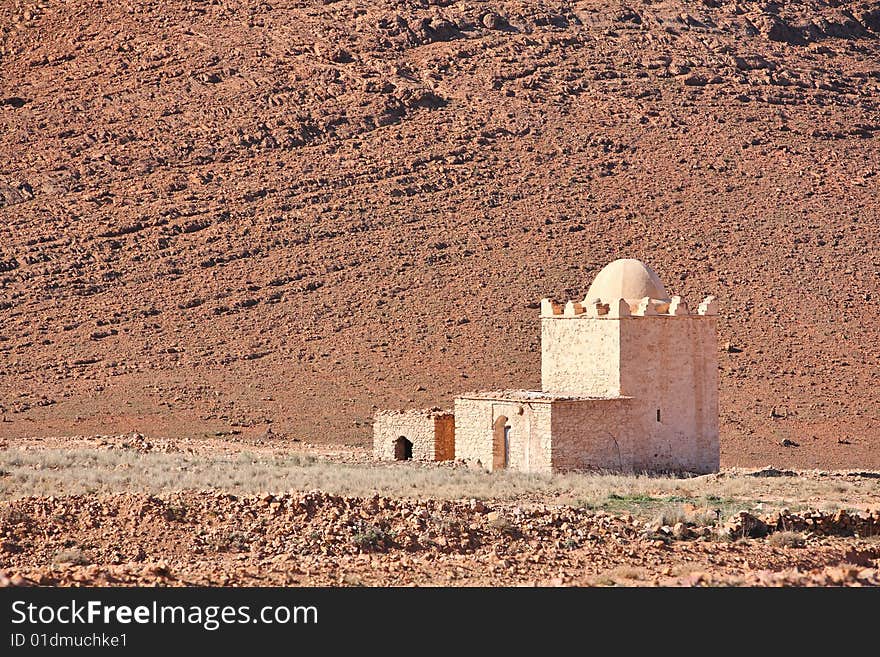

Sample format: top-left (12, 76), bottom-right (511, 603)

top-left (1, 491), bottom-right (878, 586)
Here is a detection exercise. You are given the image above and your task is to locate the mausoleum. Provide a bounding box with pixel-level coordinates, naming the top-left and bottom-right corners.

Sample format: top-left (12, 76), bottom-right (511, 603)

top-left (374, 259), bottom-right (719, 474)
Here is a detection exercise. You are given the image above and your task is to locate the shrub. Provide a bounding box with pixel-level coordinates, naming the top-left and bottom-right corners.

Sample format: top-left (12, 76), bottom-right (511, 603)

top-left (53, 547), bottom-right (90, 566)
top-left (653, 505), bottom-right (688, 527)
top-left (163, 504), bottom-right (189, 522)
top-left (0, 508), bottom-right (30, 527)
top-left (768, 531), bottom-right (806, 548)
top-left (351, 525), bottom-right (391, 551)
top-left (207, 531), bottom-right (250, 553)
top-left (594, 566), bottom-right (646, 586)
top-left (487, 515), bottom-right (517, 535)
top-left (653, 504), bottom-right (717, 529)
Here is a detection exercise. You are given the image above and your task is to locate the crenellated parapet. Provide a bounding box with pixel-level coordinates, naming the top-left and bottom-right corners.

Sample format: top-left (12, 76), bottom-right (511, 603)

top-left (540, 294), bottom-right (718, 318)
top-left (697, 295), bottom-right (718, 316)
top-left (541, 298), bottom-right (563, 316)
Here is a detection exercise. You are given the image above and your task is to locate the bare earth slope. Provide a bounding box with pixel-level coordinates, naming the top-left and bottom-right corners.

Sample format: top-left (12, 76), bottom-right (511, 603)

top-left (1, 0), bottom-right (878, 467)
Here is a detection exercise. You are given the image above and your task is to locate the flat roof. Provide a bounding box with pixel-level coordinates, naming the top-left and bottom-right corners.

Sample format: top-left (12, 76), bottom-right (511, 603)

top-left (375, 407), bottom-right (452, 416)
top-left (455, 389), bottom-right (631, 403)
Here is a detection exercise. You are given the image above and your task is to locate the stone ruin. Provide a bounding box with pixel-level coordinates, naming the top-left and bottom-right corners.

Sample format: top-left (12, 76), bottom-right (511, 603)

top-left (373, 258), bottom-right (720, 474)
top-left (372, 408), bottom-right (455, 462)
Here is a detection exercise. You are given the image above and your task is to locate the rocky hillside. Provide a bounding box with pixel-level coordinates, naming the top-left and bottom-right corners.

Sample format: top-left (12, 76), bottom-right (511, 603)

top-left (1, 0), bottom-right (879, 467)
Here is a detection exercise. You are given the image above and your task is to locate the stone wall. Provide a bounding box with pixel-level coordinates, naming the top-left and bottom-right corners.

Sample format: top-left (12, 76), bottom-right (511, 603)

top-left (549, 398), bottom-right (633, 472)
top-left (540, 310), bottom-right (719, 474)
top-left (617, 315), bottom-right (719, 473)
top-left (523, 402), bottom-right (553, 473)
top-left (454, 395), bottom-right (553, 472)
top-left (456, 388), bottom-right (717, 474)
top-left (373, 409), bottom-right (454, 461)
top-left (453, 397), bottom-right (494, 467)
top-left (398, 291), bottom-right (719, 473)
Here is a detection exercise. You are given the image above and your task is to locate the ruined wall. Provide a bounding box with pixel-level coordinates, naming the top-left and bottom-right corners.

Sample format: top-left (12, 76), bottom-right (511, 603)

top-left (549, 399), bottom-right (634, 472)
top-left (373, 409), bottom-right (453, 461)
top-left (541, 316), bottom-right (620, 396)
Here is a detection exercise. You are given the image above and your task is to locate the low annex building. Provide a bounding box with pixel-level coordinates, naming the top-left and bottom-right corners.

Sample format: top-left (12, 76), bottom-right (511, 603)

top-left (372, 408), bottom-right (455, 462)
top-left (374, 259), bottom-right (719, 474)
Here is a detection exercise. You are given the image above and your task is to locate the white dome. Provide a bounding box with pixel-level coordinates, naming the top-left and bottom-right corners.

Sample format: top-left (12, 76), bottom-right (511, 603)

top-left (585, 259), bottom-right (668, 303)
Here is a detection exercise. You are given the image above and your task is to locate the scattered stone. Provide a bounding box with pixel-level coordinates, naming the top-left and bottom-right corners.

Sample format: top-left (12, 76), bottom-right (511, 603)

top-left (672, 522), bottom-right (691, 540)
top-left (0, 97), bottom-right (27, 108)
top-left (482, 12), bottom-right (508, 30)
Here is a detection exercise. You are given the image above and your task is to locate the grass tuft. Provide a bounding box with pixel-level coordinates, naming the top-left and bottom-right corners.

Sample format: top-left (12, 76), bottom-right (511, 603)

top-left (767, 531), bottom-right (806, 548)
top-left (52, 547), bottom-right (90, 566)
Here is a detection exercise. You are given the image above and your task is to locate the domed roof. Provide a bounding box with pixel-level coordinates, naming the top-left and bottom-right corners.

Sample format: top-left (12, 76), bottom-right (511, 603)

top-left (585, 259), bottom-right (668, 303)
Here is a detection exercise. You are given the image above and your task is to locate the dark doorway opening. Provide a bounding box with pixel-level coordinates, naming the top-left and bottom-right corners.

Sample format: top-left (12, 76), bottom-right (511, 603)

top-left (394, 436), bottom-right (413, 461)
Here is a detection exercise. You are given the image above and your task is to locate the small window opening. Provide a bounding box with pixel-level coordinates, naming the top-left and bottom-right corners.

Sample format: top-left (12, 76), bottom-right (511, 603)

top-left (656, 409), bottom-right (661, 422)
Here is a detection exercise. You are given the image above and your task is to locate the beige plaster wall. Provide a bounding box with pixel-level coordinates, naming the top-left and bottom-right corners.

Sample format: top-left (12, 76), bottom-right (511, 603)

top-left (453, 397), bottom-right (494, 467)
top-left (549, 399), bottom-right (634, 472)
top-left (617, 316), bottom-right (719, 473)
top-left (541, 318), bottom-right (620, 396)
top-left (408, 303), bottom-right (718, 474)
top-left (454, 397), bottom-right (552, 472)
top-left (539, 314), bottom-right (719, 474)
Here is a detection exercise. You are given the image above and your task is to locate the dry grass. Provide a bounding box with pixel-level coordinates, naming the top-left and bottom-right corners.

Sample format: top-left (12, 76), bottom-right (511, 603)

top-left (767, 531), bottom-right (807, 548)
top-left (0, 449), bottom-right (879, 517)
top-left (652, 504), bottom-right (718, 528)
top-left (52, 547), bottom-right (90, 566)
top-left (593, 566), bottom-right (649, 586)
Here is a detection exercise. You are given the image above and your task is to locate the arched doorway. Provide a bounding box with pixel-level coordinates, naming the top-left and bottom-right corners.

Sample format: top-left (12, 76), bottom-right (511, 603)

top-left (394, 436), bottom-right (413, 461)
top-left (492, 416), bottom-right (510, 470)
